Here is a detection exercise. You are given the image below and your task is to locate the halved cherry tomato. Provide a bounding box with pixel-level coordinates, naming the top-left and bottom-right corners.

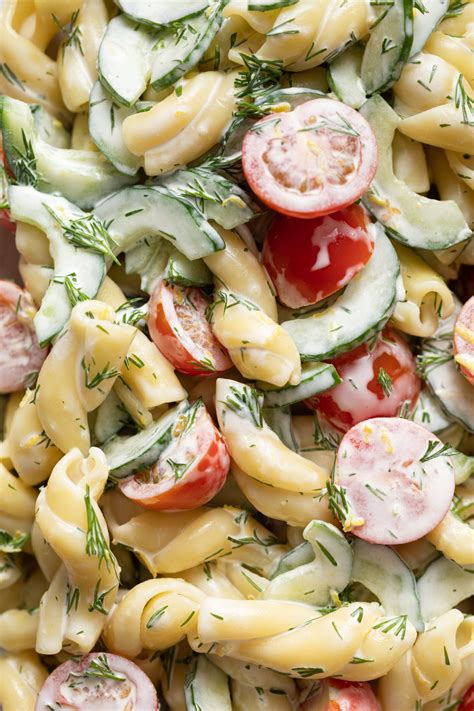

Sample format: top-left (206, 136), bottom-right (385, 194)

top-left (454, 297), bottom-right (474, 386)
top-left (306, 328), bottom-right (420, 432)
top-left (120, 399), bottom-right (230, 510)
top-left (300, 678), bottom-right (379, 710)
top-left (148, 282), bottom-right (232, 376)
top-left (242, 98), bottom-right (377, 219)
top-left (335, 417), bottom-right (455, 545)
top-left (35, 652), bottom-right (159, 710)
top-left (460, 685), bottom-right (474, 711)
top-left (263, 204), bottom-right (375, 308)
top-left (0, 281), bottom-right (47, 393)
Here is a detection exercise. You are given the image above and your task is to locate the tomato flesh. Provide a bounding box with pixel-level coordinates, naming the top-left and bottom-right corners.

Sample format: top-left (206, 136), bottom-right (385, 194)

top-left (306, 328), bottom-right (420, 432)
top-left (242, 98), bottom-right (378, 219)
top-left (335, 417), bottom-right (455, 544)
top-left (263, 204), bottom-right (375, 308)
top-left (0, 280), bottom-right (47, 393)
top-left (460, 685), bottom-right (474, 711)
top-left (120, 400), bottom-right (230, 510)
top-left (453, 297), bottom-right (474, 386)
top-left (35, 652), bottom-right (159, 711)
top-left (148, 282), bottom-right (231, 376)
top-left (300, 678), bottom-right (379, 710)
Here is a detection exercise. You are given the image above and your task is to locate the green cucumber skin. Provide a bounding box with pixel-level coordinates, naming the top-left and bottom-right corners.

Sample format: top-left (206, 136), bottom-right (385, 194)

top-left (185, 656), bottom-right (232, 711)
top-left (116, 0), bottom-right (209, 28)
top-left (248, 0), bottom-right (298, 9)
top-left (327, 45), bottom-right (366, 109)
top-left (259, 363), bottom-right (341, 407)
top-left (418, 556), bottom-right (474, 621)
top-left (362, 0), bottom-right (414, 95)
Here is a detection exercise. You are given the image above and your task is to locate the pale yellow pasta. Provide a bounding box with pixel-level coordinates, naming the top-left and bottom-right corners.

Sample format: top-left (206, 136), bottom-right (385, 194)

top-left (57, 0), bottom-right (108, 113)
top-left (15, 222), bottom-right (52, 267)
top-left (103, 491), bottom-right (287, 577)
top-left (36, 300), bottom-right (135, 454)
top-left (0, 551), bottom-right (21, 590)
top-left (31, 520), bottom-right (61, 582)
top-left (103, 578), bottom-right (205, 656)
top-left (195, 599), bottom-right (416, 680)
top-left (179, 562), bottom-right (246, 599)
top-left (392, 131), bottom-right (430, 194)
top-left (223, 0), bottom-right (280, 34)
top-left (71, 111), bottom-right (98, 151)
top-left (446, 151), bottom-right (474, 191)
top-left (35, 447), bottom-right (119, 655)
top-left (378, 611), bottom-right (474, 709)
top-left (257, 0), bottom-right (371, 70)
top-left (427, 510), bottom-right (474, 567)
top-left (14, 0), bottom-right (57, 51)
top-left (0, 651), bottom-right (48, 711)
top-left (122, 71), bottom-right (237, 175)
top-left (391, 242), bottom-right (455, 338)
top-left (219, 560), bottom-right (269, 599)
top-left (0, 462), bottom-right (37, 541)
top-left (425, 31), bottom-right (474, 85)
top-left (0, 0), bottom-right (66, 119)
top-left (428, 147), bottom-right (474, 230)
top-left (161, 640), bottom-right (193, 711)
top-left (399, 102), bottom-right (474, 153)
top-left (0, 608), bottom-right (39, 651)
top-left (7, 389), bottom-right (62, 485)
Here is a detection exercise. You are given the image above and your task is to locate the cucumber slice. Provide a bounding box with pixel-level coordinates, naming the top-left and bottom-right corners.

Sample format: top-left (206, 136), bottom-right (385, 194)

top-left (272, 541), bottom-right (314, 578)
top-left (151, 5), bottom-right (223, 90)
top-left (93, 185), bottom-right (225, 260)
top-left (103, 401), bottom-right (189, 479)
top-left (1, 96), bottom-right (135, 210)
top-left (31, 105), bottom-right (70, 148)
top-left (185, 655), bottom-right (232, 711)
top-left (409, 387), bottom-right (453, 434)
top-left (94, 389), bottom-right (130, 444)
top-left (159, 168), bottom-right (253, 230)
top-left (360, 96), bottom-right (471, 250)
top-left (97, 15), bottom-right (156, 107)
top-left (258, 362), bottom-right (341, 407)
top-left (452, 452), bottom-right (474, 485)
top-left (418, 556), bottom-right (474, 621)
top-left (351, 538), bottom-right (424, 631)
top-left (263, 406), bottom-right (298, 451)
top-left (8, 186), bottom-right (105, 345)
top-left (361, 0), bottom-right (414, 94)
top-left (327, 44), bottom-right (366, 109)
top-left (263, 521), bottom-right (353, 606)
top-left (411, 0), bottom-right (449, 57)
top-left (282, 227), bottom-right (399, 360)
top-left (89, 82), bottom-right (141, 176)
top-left (117, 0), bottom-right (209, 27)
top-left (165, 249), bottom-right (213, 287)
top-left (248, 0), bottom-right (298, 8)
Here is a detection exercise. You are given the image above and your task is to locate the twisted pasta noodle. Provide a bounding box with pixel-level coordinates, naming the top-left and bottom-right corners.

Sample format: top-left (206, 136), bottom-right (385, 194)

top-left (446, 151), bottom-right (474, 192)
top-left (31, 520), bottom-right (61, 582)
top-left (205, 228), bottom-right (301, 387)
top-left (71, 111), bottom-right (98, 151)
top-left (103, 491), bottom-right (287, 577)
top-left (222, 0), bottom-right (281, 34)
top-left (428, 147), bottom-right (474, 231)
top-left (0, 462), bottom-right (37, 542)
top-left (160, 640), bottom-right (193, 711)
top-left (103, 578), bottom-right (205, 656)
top-left (390, 242), bottom-right (455, 338)
top-left (36, 300), bottom-right (135, 454)
top-left (0, 608), bottom-right (38, 651)
top-left (399, 101), bottom-right (474, 153)
top-left (0, 651), bottom-right (48, 711)
top-left (179, 562), bottom-right (246, 600)
top-left (394, 52), bottom-right (466, 116)
top-left (378, 610), bottom-right (474, 709)
top-left (56, 0), bottom-right (108, 113)
top-left (7, 389), bottom-right (62, 485)
top-left (15, 221), bottom-right (52, 267)
top-left (35, 447), bottom-right (119, 655)
top-left (122, 71), bottom-right (238, 175)
top-left (425, 29), bottom-right (474, 85)
top-left (195, 599), bottom-right (416, 680)
top-left (256, 0), bottom-right (372, 70)
top-left (427, 480), bottom-right (474, 567)
top-left (0, 0), bottom-right (67, 119)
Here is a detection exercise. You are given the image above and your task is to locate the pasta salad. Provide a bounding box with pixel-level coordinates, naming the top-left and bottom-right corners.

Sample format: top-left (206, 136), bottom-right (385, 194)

top-left (0, 0), bottom-right (473, 709)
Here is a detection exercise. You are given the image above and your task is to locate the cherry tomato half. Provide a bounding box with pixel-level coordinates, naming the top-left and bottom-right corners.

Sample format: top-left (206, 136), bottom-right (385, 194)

top-left (148, 282), bottom-right (232, 376)
top-left (242, 98), bottom-right (377, 219)
top-left (454, 297), bottom-right (474, 386)
top-left (460, 685), bottom-right (474, 711)
top-left (0, 281), bottom-right (47, 394)
top-left (35, 652), bottom-right (159, 710)
top-left (263, 204), bottom-right (375, 308)
top-left (300, 678), bottom-right (379, 710)
top-left (120, 399), bottom-right (230, 510)
top-left (335, 417), bottom-right (455, 545)
top-left (306, 328), bottom-right (420, 432)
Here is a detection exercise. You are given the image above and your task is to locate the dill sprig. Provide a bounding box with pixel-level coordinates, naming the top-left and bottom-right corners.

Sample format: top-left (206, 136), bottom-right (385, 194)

top-left (52, 273), bottom-right (89, 307)
top-left (52, 9), bottom-right (84, 57)
top-left (223, 384), bottom-right (263, 428)
top-left (66, 585), bottom-right (80, 614)
top-left (377, 367), bottom-right (393, 397)
top-left (373, 614), bottom-right (408, 640)
top-left (116, 298), bottom-right (147, 327)
top-left (0, 529), bottom-right (30, 552)
top-left (81, 358), bottom-right (119, 390)
top-left (88, 579), bottom-right (115, 615)
top-left (166, 458), bottom-right (193, 481)
top-left (43, 205), bottom-right (119, 264)
top-left (454, 75), bottom-right (474, 126)
top-left (326, 481), bottom-right (352, 527)
top-left (416, 343), bottom-right (452, 378)
top-left (234, 54), bottom-right (284, 118)
top-left (419, 440), bottom-right (458, 463)
top-left (206, 290), bottom-right (259, 323)
top-left (13, 129), bottom-right (39, 186)
top-left (83, 654), bottom-right (125, 682)
top-left (312, 412), bottom-right (341, 451)
top-left (445, 1), bottom-right (468, 19)
top-left (84, 486), bottom-right (117, 574)
top-left (227, 529), bottom-right (280, 549)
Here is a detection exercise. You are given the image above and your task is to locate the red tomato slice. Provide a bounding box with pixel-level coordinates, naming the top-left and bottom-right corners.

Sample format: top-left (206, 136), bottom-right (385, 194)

top-left (454, 297), bottom-right (474, 386)
top-left (242, 99), bottom-right (377, 219)
top-left (460, 685), bottom-right (474, 711)
top-left (0, 281), bottom-right (47, 393)
top-left (334, 417), bottom-right (455, 544)
top-left (148, 282), bottom-right (232, 376)
top-left (263, 204), bottom-right (375, 308)
top-left (35, 652), bottom-right (159, 710)
top-left (306, 328), bottom-right (421, 432)
top-left (120, 399), bottom-right (230, 510)
top-left (300, 678), bottom-right (379, 710)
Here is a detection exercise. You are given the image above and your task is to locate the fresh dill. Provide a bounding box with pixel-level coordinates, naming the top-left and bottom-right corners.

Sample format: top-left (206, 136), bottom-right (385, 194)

top-left (419, 441), bottom-right (458, 463)
top-left (223, 384), bottom-right (264, 428)
top-left (88, 579), bottom-right (115, 615)
top-left (0, 529), bottom-right (30, 552)
top-left (84, 486), bottom-right (117, 574)
top-left (83, 654), bottom-right (125, 682)
top-left (52, 273), bottom-right (89, 307)
top-left (13, 129), bottom-right (39, 186)
top-left (44, 205), bottom-right (119, 264)
top-left (81, 358), bottom-right (119, 390)
top-left (377, 367), bottom-right (393, 397)
top-left (52, 9), bottom-right (84, 57)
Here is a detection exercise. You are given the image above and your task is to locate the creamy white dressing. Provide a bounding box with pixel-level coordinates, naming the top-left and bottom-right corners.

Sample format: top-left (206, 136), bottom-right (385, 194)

top-left (44, 676), bottom-right (137, 711)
